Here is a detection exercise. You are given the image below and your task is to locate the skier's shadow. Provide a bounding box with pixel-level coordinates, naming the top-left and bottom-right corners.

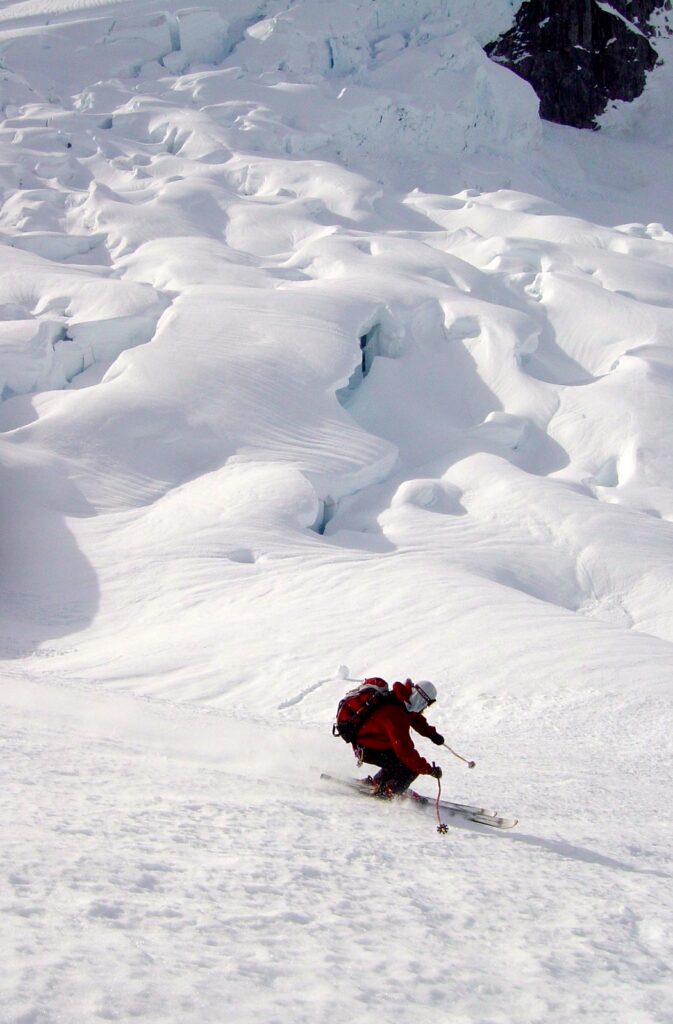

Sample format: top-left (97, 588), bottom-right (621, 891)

top-left (500, 829), bottom-right (671, 880)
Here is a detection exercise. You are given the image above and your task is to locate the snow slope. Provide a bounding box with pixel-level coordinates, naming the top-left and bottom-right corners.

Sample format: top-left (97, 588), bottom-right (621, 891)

top-left (1, 2), bottom-right (672, 1022)
top-left (3, 674), bottom-right (671, 1024)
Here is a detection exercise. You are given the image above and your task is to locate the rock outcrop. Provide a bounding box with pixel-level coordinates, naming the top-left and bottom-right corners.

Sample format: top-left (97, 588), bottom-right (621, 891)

top-left (486, 0), bottom-right (669, 128)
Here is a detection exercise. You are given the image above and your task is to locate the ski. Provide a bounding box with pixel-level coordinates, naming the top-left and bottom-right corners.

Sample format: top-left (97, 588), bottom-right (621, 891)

top-left (321, 773), bottom-right (497, 817)
top-left (411, 790), bottom-right (500, 819)
top-left (445, 808), bottom-right (518, 830)
top-left (320, 773), bottom-right (518, 830)
top-left (408, 792), bottom-right (518, 830)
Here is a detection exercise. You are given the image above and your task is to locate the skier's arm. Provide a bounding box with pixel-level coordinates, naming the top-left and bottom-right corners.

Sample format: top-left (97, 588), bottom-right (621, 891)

top-left (409, 712), bottom-right (444, 746)
top-left (383, 718), bottom-right (434, 775)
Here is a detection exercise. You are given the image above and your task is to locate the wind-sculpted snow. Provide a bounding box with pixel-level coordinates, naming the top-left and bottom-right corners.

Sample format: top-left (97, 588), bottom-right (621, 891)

top-left (0, 0), bottom-right (672, 684)
top-left (0, 246), bottom-right (168, 401)
top-left (1, 4), bottom-right (673, 1022)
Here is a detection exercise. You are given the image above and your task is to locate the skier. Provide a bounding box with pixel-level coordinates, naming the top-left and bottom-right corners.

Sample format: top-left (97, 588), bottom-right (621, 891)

top-left (355, 679), bottom-right (444, 796)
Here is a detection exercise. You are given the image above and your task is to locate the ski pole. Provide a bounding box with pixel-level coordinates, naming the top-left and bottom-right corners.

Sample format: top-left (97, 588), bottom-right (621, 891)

top-left (436, 776), bottom-right (448, 835)
top-left (443, 743), bottom-right (476, 769)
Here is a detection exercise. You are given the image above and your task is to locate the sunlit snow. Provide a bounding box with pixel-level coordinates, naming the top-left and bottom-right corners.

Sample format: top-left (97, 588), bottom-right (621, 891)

top-left (1, 1), bottom-right (672, 1022)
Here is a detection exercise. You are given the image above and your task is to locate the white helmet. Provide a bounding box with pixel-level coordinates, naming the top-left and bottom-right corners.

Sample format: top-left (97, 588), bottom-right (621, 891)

top-left (405, 680), bottom-right (437, 713)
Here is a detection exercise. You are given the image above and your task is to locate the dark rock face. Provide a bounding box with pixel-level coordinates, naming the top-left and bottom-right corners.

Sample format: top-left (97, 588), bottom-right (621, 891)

top-left (486, 0), bottom-right (669, 129)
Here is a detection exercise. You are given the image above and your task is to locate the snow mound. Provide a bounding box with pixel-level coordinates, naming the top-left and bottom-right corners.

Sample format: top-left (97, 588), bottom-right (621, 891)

top-left (0, 0), bottom-right (671, 697)
top-left (0, 245), bottom-right (167, 401)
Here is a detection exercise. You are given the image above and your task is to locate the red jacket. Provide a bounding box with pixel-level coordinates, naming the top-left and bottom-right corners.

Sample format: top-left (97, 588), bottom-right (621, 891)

top-left (355, 681), bottom-right (441, 776)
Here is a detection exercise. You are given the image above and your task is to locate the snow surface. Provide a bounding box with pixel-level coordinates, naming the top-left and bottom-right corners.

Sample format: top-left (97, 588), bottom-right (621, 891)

top-left (1, 1), bottom-right (673, 1022)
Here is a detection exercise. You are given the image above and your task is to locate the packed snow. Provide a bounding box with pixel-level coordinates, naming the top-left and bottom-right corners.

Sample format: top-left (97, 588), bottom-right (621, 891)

top-left (1, 1), bottom-right (672, 1022)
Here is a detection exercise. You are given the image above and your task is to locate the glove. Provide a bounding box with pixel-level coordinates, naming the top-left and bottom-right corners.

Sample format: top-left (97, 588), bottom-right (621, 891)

top-left (430, 763), bottom-right (442, 779)
top-left (432, 733), bottom-right (445, 746)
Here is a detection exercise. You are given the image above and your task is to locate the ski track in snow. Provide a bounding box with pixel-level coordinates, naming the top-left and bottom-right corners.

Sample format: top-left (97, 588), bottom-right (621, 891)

top-left (0, 1), bottom-right (672, 1021)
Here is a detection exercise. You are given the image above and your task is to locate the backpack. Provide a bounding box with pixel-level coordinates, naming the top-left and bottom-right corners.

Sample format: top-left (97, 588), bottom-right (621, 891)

top-left (332, 677), bottom-right (391, 744)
